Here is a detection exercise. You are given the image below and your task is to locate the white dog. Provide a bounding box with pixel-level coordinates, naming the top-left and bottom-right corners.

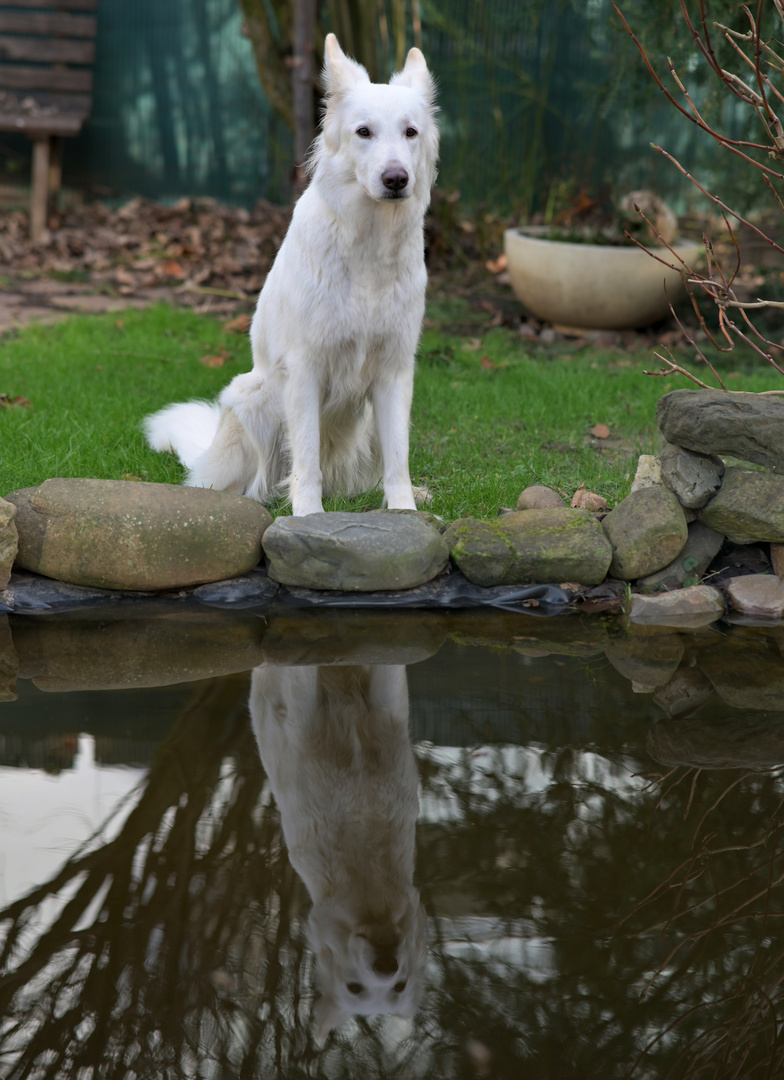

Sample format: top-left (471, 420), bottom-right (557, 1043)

top-left (144, 35), bottom-right (439, 517)
top-left (249, 663), bottom-right (426, 1036)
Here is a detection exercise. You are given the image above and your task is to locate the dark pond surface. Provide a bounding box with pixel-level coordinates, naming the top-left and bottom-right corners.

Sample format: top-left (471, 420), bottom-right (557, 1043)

top-left (2, 606), bottom-right (784, 1079)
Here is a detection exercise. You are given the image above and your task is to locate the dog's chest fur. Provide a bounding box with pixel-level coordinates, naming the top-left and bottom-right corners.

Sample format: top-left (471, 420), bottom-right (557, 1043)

top-left (300, 190), bottom-right (423, 334)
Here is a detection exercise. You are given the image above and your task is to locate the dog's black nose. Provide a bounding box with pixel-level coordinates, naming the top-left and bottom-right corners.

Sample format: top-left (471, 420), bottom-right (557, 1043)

top-left (382, 168), bottom-right (409, 193)
top-left (372, 952), bottom-right (399, 976)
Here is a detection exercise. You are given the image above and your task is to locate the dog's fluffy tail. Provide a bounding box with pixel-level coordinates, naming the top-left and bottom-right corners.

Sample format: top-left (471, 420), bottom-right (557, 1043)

top-left (143, 401), bottom-right (221, 470)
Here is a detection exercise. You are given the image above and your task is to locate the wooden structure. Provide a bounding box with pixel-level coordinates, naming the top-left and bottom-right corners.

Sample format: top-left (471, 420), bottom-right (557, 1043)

top-left (0, 0), bottom-right (97, 240)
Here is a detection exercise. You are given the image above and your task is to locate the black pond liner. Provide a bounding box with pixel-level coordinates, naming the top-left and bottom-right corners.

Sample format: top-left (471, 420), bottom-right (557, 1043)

top-left (2, 566), bottom-right (575, 618)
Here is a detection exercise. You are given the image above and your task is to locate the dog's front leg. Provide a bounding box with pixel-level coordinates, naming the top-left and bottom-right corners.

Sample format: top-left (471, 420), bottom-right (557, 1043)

top-left (371, 370), bottom-right (417, 510)
top-left (285, 369), bottom-right (324, 516)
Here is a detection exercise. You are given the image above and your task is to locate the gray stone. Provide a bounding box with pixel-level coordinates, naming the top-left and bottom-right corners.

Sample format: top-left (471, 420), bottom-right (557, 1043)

top-left (263, 510), bottom-right (449, 591)
top-left (6, 478), bottom-right (270, 591)
top-left (725, 574), bottom-right (784, 619)
top-left (699, 466), bottom-right (784, 543)
top-left (637, 520), bottom-right (724, 592)
top-left (515, 485), bottom-right (566, 510)
top-left (626, 585), bottom-right (724, 628)
top-left (443, 508), bottom-right (612, 587)
top-left (601, 486), bottom-right (688, 580)
top-left (630, 454), bottom-right (662, 493)
top-left (657, 388), bottom-right (784, 471)
top-left (0, 498), bottom-right (17, 591)
top-left (659, 442), bottom-right (724, 509)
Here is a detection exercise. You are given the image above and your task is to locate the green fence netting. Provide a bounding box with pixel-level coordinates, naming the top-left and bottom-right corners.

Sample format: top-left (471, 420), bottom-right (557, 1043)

top-left (0, 0), bottom-right (755, 216)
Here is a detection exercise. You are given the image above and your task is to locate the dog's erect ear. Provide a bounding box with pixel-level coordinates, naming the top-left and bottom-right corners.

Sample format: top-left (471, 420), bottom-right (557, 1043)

top-left (390, 47), bottom-right (436, 109)
top-left (322, 33), bottom-right (370, 101)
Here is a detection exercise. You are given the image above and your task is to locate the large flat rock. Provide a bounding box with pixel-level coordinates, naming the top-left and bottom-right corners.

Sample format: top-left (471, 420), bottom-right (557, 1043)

top-left (262, 510), bottom-right (449, 591)
top-left (657, 389), bottom-right (784, 471)
top-left (626, 585), bottom-right (725, 629)
top-left (6, 478), bottom-right (271, 591)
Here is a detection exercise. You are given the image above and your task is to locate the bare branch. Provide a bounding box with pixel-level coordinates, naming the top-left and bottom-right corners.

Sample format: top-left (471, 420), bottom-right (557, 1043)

top-left (644, 348), bottom-right (727, 390)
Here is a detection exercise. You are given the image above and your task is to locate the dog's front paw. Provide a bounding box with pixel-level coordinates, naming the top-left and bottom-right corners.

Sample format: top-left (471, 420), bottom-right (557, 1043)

top-left (291, 500), bottom-right (325, 516)
top-left (384, 489), bottom-right (417, 511)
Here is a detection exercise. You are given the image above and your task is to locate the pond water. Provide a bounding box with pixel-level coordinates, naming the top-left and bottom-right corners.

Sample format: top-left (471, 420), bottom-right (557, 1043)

top-left (2, 606), bottom-right (784, 1079)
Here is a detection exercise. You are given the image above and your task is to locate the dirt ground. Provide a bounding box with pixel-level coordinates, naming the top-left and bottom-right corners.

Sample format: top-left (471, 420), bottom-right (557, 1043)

top-left (0, 195), bottom-right (294, 335)
top-left (0, 191), bottom-right (775, 352)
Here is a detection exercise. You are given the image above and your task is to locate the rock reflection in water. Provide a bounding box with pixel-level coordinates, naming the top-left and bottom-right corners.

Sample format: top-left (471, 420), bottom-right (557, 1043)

top-left (250, 663), bottom-right (426, 1036)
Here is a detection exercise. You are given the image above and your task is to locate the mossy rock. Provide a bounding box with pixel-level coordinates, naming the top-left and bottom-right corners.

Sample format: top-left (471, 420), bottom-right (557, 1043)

top-left (699, 466), bottom-right (784, 543)
top-left (443, 508), bottom-right (612, 587)
top-left (601, 486), bottom-right (688, 580)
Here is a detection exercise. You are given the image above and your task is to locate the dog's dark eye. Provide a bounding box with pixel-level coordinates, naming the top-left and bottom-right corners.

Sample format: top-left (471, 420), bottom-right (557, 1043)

top-left (356, 126), bottom-right (371, 138)
top-left (347, 982), bottom-right (364, 995)
top-left (393, 980), bottom-right (407, 993)
top-left (405, 127), bottom-right (418, 138)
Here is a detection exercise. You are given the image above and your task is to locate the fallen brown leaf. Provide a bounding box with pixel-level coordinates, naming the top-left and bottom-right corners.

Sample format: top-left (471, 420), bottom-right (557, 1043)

top-left (0, 393), bottom-right (31, 408)
top-left (589, 423), bottom-right (611, 439)
top-left (199, 348), bottom-right (229, 368)
top-left (114, 266), bottom-right (136, 287)
top-left (571, 483), bottom-right (607, 512)
top-left (223, 313), bottom-right (252, 334)
top-left (159, 259), bottom-right (187, 280)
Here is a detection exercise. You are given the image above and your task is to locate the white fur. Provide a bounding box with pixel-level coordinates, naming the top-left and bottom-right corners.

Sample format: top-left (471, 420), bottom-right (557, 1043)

top-left (143, 35), bottom-right (439, 517)
top-left (249, 663), bottom-right (426, 1037)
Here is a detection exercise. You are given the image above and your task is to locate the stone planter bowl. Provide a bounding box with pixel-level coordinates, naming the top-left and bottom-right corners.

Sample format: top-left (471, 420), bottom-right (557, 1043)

top-left (503, 226), bottom-right (702, 331)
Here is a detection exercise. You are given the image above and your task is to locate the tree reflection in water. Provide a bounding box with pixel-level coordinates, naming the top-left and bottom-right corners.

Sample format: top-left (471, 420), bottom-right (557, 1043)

top-left (1, 661), bottom-right (784, 1078)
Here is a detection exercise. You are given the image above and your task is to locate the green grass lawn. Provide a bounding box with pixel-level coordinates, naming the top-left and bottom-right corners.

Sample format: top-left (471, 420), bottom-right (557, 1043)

top-left (1, 300), bottom-right (782, 521)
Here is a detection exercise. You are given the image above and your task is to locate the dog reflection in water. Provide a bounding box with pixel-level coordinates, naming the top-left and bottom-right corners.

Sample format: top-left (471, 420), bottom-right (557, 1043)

top-left (250, 663), bottom-right (426, 1035)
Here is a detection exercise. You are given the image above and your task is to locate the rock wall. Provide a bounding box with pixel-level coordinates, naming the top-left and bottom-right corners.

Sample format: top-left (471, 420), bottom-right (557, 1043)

top-left (2, 390), bottom-right (784, 626)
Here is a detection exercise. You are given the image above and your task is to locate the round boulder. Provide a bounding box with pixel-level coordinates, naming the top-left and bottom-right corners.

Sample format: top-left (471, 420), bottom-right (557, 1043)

top-left (515, 485), bottom-right (566, 511)
top-left (6, 478), bottom-right (271, 591)
top-left (601, 486), bottom-right (688, 580)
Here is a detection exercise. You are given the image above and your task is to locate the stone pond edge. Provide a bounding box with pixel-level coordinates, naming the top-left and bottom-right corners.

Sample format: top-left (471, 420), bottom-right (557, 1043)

top-left (4, 390), bottom-right (784, 627)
